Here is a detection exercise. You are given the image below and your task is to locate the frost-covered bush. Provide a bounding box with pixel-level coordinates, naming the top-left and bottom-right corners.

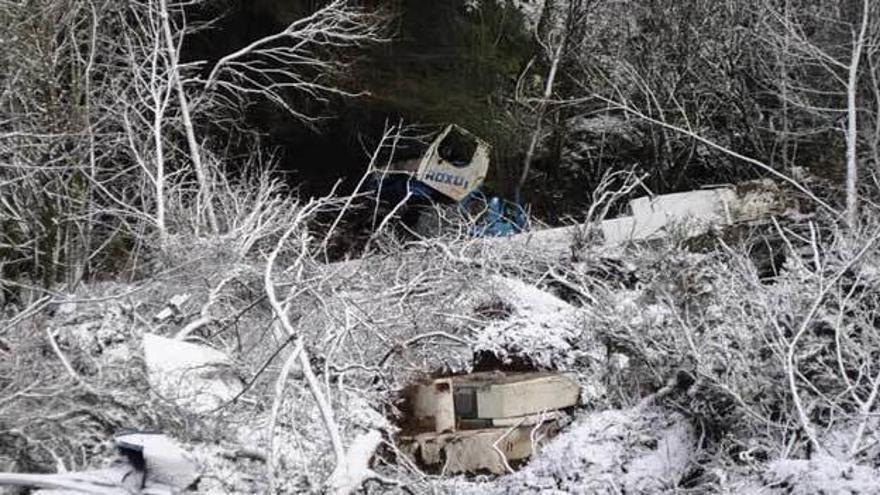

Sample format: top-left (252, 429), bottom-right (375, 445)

top-left (587, 223), bottom-right (880, 473)
top-left (468, 276), bottom-right (597, 370)
top-left (449, 407), bottom-right (694, 494)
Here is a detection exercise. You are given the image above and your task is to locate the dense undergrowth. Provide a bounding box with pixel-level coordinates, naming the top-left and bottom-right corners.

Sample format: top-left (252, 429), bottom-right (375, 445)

top-left (2, 183), bottom-right (880, 492)
top-left (3, 0), bottom-right (880, 493)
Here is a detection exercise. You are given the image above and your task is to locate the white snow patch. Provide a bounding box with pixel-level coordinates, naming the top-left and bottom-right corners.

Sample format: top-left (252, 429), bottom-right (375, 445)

top-left (468, 276), bottom-right (597, 370)
top-left (448, 407), bottom-right (694, 494)
top-left (475, 223), bottom-right (584, 261)
top-left (764, 456), bottom-right (880, 494)
top-left (491, 275), bottom-right (571, 314)
top-left (144, 333), bottom-right (243, 414)
top-left (327, 430), bottom-right (383, 495)
top-left (621, 419), bottom-right (693, 492)
top-left (611, 290), bottom-right (671, 328)
top-left (511, 0), bottom-right (547, 28)
top-left (114, 432), bottom-right (200, 490)
top-left (817, 423), bottom-right (880, 461)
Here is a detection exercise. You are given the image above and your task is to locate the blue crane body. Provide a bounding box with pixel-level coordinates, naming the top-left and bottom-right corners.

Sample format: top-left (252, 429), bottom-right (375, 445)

top-left (369, 125), bottom-right (527, 237)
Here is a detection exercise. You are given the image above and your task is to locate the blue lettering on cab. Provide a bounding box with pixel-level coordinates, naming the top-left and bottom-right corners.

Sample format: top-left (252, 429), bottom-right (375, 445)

top-left (424, 170), bottom-right (468, 188)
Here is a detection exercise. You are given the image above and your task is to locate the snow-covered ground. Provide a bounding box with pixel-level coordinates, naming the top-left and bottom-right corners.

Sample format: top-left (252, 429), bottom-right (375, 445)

top-left (4, 202), bottom-right (880, 494)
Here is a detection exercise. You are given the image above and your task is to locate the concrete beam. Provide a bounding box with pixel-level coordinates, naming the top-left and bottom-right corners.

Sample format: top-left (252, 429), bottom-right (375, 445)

top-left (459, 373), bottom-right (580, 419)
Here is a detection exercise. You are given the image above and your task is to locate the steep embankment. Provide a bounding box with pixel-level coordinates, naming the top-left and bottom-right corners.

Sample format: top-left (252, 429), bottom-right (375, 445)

top-left (2, 196), bottom-right (880, 493)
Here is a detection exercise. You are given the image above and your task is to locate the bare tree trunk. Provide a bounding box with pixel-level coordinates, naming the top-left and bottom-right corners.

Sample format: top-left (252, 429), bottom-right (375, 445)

top-left (780, 0), bottom-right (791, 171)
top-left (517, 37), bottom-right (564, 203)
top-left (152, 65), bottom-right (169, 246)
top-left (845, 0), bottom-right (870, 227)
top-left (159, 0), bottom-right (218, 234)
top-left (73, 1), bottom-right (99, 290)
top-left (869, 56), bottom-right (880, 188)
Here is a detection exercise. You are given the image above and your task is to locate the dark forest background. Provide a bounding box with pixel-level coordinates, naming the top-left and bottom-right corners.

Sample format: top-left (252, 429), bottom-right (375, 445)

top-left (183, 0), bottom-right (534, 202)
top-left (181, 0), bottom-right (865, 219)
top-left (2, 0), bottom-right (877, 286)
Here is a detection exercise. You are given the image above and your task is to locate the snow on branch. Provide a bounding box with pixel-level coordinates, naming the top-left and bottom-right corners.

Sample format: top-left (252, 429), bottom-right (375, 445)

top-left (204, 0), bottom-right (386, 121)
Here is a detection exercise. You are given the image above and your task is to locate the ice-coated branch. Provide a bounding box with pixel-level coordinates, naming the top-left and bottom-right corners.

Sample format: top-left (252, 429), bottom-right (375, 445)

top-left (263, 198), bottom-right (347, 490)
top-left (204, 0), bottom-right (386, 121)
